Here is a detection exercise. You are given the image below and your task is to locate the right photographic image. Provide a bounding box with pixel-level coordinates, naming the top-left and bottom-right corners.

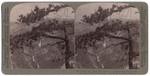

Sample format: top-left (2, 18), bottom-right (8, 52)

top-left (75, 3), bottom-right (140, 69)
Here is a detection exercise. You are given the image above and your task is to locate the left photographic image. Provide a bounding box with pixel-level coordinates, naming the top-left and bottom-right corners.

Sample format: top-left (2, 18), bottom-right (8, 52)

top-left (10, 3), bottom-right (75, 69)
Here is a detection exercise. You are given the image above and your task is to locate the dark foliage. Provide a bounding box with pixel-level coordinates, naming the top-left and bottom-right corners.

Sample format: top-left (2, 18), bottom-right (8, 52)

top-left (81, 4), bottom-right (134, 24)
top-left (17, 4), bottom-right (69, 24)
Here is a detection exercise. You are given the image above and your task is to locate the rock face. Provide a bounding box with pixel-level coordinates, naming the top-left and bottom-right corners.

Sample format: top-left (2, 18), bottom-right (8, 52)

top-left (10, 19), bottom-right (140, 69)
top-left (75, 20), bottom-right (140, 69)
top-left (75, 39), bottom-right (129, 69)
top-left (10, 19), bottom-right (74, 69)
top-left (10, 38), bottom-right (65, 69)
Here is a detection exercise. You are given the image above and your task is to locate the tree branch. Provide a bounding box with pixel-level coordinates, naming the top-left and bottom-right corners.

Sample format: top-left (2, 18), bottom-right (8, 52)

top-left (101, 33), bottom-right (130, 41)
top-left (129, 33), bottom-right (140, 37)
top-left (132, 52), bottom-right (139, 57)
top-left (41, 33), bottom-right (66, 41)
top-left (105, 41), bottom-right (128, 48)
top-left (42, 40), bottom-right (65, 48)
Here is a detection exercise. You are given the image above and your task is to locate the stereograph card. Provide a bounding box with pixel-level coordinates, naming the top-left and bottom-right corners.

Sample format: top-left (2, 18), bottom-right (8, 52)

top-left (1, 2), bottom-right (148, 74)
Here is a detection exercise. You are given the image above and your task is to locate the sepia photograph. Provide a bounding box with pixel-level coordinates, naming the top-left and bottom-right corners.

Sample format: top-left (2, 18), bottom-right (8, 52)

top-left (9, 2), bottom-right (141, 70)
top-left (1, 1), bottom-right (148, 74)
top-left (10, 3), bottom-right (75, 69)
top-left (75, 3), bottom-right (140, 69)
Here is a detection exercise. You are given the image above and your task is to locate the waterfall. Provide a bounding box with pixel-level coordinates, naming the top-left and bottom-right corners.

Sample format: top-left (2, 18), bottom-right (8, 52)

top-left (38, 39), bottom-right (42, 47)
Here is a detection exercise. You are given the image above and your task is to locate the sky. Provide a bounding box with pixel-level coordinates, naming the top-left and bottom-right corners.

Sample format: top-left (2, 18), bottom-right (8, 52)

top-left (10, 3), bottom-right (74, 22)
top-left (10, 3), bottom-right (140, 22)
top-left (75, 3), bottom-right (140, 22)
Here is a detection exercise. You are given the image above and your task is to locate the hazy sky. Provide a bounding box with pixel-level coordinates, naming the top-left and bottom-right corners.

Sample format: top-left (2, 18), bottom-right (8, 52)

top-left (10, 3), bottom-right (74, 22)
top-left (75, 3), bottom-right (140, 22)
top-left (10, 3), bottom-right (140, 22)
